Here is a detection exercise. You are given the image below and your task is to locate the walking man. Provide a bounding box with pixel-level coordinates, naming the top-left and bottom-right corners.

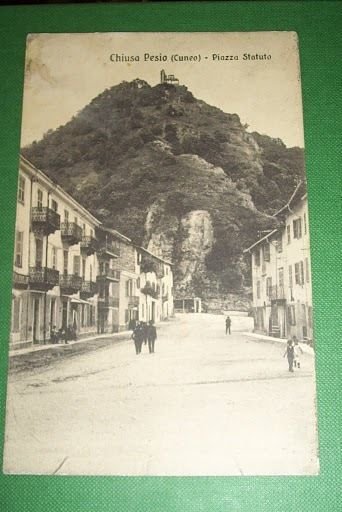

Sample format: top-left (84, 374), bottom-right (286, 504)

top-left (284, 339), bottom-right (295, 372)
top-left (225, 316), bottom-right (231, 335)
top-left (132, 323), bottom-right (144, 355)
top-left (147, 320), bottom-right (157, 354)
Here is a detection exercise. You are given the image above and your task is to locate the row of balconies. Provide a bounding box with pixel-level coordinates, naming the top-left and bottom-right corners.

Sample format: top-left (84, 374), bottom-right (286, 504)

top-left (31, 207), bottom-right (120, 257)
top-left (13, 267), bottom-right (121, 294)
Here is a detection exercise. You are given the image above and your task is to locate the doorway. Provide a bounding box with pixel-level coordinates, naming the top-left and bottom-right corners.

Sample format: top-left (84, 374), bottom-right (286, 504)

top-left (33, 297), bottom-right (40, 343)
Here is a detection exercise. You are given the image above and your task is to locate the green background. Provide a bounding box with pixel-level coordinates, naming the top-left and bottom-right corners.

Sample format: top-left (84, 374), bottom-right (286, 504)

top-left (0, 1), bottom-right (341, 510)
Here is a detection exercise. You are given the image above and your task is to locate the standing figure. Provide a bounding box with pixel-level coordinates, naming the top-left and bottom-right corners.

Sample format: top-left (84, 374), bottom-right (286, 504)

top-left (142, 322), bottom-right (148, 345)
top-left (284, 339), bottom-right (295, 372)
top-left (225, 316), bottom-right (231, 335)
top-left (147, 321), bottom-right (157, 354)
top-left (293, 336), bottom-right (303, 368)
top-left (132, 323), bottom-right (144, 355)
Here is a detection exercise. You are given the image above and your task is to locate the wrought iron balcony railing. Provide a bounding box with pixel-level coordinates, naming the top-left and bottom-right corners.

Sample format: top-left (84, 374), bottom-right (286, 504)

top-left (80, 236), bottom-right (98, 256)
top-left (97, 268), bottom-right (120, 281)
top-left (13, 271), bottom-right (29, 289)
top-left (80, 280), bottom-right (97, 298)
top-left (128, 295), bottom-right (139, 307)
top-left (59, 274), bottom-right (83, 293)
top-left (98, 241), bottom-right (120, 258)
top-left (98, 296), bottom-right (120, 308)
top-left (29, 266), bottom-right (59, 291)
top-left (31, 207), bottom-right (60, 236)
top-left (269, 285), bottom-right (286, 301)
top-left (61, 222), bottom-right (83, 246)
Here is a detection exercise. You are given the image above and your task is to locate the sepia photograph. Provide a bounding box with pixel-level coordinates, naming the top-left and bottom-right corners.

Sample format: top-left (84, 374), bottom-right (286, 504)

top-left (3, 31), bottom-right (318, 476)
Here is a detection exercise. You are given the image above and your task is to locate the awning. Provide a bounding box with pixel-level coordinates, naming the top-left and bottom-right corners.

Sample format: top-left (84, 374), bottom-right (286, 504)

top-left (70, 297), bottom-right (92, 305)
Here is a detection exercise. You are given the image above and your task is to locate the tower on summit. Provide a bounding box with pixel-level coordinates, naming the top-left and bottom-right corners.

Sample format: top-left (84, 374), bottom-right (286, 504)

top-left (160, 69), bottom-right (179, 85)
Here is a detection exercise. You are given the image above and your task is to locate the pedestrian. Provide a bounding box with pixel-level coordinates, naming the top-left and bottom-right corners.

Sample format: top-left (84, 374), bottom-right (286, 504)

top-left (132, 323), bottom-right (144, 355)
top-left (225, 316), bottom-right (231, 335)
top-left (147, 320), bottom-right (157, 354)
top-left (50, 325), bottom-right (58, 344)
top-left (284, 339), bottom-right (295, 372)
top-left (142, 322), bottom-right (148, 345)
top-left (293, 336), bottom-right (303, 368)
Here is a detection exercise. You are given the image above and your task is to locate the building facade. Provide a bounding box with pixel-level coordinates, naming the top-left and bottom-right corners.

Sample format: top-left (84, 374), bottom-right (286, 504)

top-left (245, 184), bottom-right (313, 342)
top-left (11, 156), bottom-right (174, 349)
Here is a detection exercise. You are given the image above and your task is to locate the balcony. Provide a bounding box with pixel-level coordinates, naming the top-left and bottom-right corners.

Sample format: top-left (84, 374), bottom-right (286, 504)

top-left (31, 207), bottom-right (60, 236)
top-left (97, 268), bottom-right (120, 282)
top-left (128, 295), bottom-right (139, 307)
top-left (29, 266), bottom-right (59, 291)
top-left (98, 296), bottom-right (119, 309)
top-left (59, 274), bottom-right (82, 295)
top-left (81, 236), bottom-right (98, 256)
top-left (61, 222), bottom-right (83, 246)
top-left (13, 271), bottom-right (29, 289)
top-left (80, 280), bottom-right (97, 299)
top-left (269, 285), bottom-right (286, 302)
top-left (98, 241), bottom-right (120, 259)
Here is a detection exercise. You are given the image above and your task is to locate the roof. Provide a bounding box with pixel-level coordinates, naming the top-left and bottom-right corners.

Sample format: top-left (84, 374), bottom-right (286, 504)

top-left (20, 155), bottom-right (101, 226)
top-left (243, 228), bottom-right (279, 253)
top-left (273, 180), bottom-right (306, 217)
top-left (98, 226), bottom-right (132, 243)
top-left (244, 180), bottom-right (307, 253)
top-left (137, 245), bottom-right (173, 266)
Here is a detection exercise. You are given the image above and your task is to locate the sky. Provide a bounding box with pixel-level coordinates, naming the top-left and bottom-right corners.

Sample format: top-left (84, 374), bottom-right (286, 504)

top-left (21, 32), bottom-right (304, 148)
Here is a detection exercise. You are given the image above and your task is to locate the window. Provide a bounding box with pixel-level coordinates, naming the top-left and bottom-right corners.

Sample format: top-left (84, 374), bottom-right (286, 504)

top-left (254, 250), bottom-right (260, 266)
top-left (305, 258), bottom-right (310, 283)
top-left (295, 261), bottom-right (304, 285)
top-left (142, 303), bottom-right (145, 318)
top-left (74, 216), bottom-right (78, 225)
top-left (137, 277), bottom-right (140, 289)
top-left (293, 218), bottom-right (302, 239)
top-left (83, 223), bottom-right (86, 235)
top-left (12, 297), bottom-right (21, 332)
top-left (300, 261), bottom-right (305, 285)
top-left (288, 265), bottom-right (293, 288)
top-left (15, 231), bottom-right (23, 267)
top-left (51, 199), bottom-right (58, 212)
top-left (35, 238), bottom-right (43, 267)
top-left (288, 305), bottom-right (296, 325)
top-left (295, 262), bottom-right (300, 285)
top-left (90, 264), bottom-right (93, 282)
top-left (287, 225), bottom-right (291, 244)
top-left (64, 210), bottom-right (69, 223)
top-left (125, 310), bottom-right (129, 323)
top-left (82, 258), bottom-right (86, 280)
top-left (263, 244), bottom-right (270, 262)
top-left (63, 250), bottom-right (69, 275)
top-left (308, 307), bottom-right (313, 328)
top-left (18, 176), bottom-right (25, 204)
top-left (73, 255), bottom-right (80, 276)
top-left (126, 279), bottom-right (133, 297)
top-left (257, 281), bottom-right (261, 299)
top-left (52, 246), bottom-right (57, 269)
top-left (37, 189), bottom-right (43, 209)
top-left (266, 277), bottom-right (272, 297)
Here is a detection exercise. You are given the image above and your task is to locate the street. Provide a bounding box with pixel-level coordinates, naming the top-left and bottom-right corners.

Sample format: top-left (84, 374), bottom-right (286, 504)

top-left (3, 314), bottom-right (319, 475)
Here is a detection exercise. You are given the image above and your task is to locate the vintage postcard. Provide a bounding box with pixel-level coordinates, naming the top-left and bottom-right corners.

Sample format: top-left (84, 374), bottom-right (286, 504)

top-left (3, 32), bottom-right (318, 475)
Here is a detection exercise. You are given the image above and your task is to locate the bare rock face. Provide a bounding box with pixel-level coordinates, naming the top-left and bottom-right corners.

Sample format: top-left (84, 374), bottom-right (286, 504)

top-left (177, 210), bottom-right (214, 289)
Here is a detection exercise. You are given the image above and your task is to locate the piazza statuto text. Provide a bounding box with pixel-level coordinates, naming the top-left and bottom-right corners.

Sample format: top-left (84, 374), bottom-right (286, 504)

top-left (109, 52), bottom-right (272, 63)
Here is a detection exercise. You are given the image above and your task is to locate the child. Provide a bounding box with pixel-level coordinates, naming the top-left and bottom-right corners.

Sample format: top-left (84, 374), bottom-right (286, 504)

top-left (293, 336), bottom-right (303, 368)
top-left (284, 339), bottom-right (295, 372)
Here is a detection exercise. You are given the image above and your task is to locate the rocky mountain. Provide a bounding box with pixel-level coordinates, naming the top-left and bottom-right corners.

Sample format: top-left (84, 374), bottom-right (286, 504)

top-left (22, 79), bottom-right (305, 306)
